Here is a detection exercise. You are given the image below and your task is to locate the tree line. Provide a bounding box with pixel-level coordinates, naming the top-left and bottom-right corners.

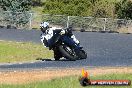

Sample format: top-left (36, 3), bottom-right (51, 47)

top-left (0, 0), bottom-right (132, 19)
top-left (43, 0), bottom-right (132, 19)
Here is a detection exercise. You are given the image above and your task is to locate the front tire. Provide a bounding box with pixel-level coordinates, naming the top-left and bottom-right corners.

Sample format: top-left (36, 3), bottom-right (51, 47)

top-left (59, 45), bottom-right (78, 60)
top-left (78, 50), bottom-right (87, 59)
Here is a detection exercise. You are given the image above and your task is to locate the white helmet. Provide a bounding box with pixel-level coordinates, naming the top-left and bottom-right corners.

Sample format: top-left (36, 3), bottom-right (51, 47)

top-left (40, 22), bottom-right (49, 28)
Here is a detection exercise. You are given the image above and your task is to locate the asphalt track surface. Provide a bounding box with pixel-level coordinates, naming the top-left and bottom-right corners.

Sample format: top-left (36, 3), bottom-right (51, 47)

top-left (0, 28), bottom-right (132, 70)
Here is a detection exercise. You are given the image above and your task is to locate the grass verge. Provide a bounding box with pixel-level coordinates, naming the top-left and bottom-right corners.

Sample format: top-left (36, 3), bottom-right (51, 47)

top-left (0, 73), bottom-right (131, 88)
top-left (0, 40), bottom-right (53, 63)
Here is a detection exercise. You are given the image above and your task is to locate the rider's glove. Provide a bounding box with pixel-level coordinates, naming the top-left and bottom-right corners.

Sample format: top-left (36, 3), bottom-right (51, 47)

top-left (60, 29), bottom-right (65, 35)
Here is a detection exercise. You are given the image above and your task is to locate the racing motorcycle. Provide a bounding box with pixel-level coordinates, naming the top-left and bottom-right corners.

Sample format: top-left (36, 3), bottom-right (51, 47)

top-left (41, 28), bottom-right (87, 61)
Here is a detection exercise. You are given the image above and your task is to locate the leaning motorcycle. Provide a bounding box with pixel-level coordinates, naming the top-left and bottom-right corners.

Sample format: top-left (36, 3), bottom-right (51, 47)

top-left (41, 28), bottom-right (87, 61)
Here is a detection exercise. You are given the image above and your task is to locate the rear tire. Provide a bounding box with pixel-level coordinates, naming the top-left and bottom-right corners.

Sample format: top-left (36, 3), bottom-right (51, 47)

top-left (59, 45), bottom-right (78, 60)
top-left (53, 47), bottom-right (62, 60)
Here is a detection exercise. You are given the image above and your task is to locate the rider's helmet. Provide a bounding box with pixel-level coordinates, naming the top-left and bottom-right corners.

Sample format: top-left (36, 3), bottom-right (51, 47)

top-left (40, 22), bottom-right (49, 33)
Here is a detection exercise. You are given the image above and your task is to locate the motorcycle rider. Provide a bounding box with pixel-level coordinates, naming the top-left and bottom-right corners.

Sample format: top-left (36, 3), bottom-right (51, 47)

top-left (40, 22), bottom-right (80, 60)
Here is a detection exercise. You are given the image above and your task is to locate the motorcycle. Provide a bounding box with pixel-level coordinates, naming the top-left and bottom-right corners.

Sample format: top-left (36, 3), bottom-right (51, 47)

top-left (41, 28), bottom-right (87, 61)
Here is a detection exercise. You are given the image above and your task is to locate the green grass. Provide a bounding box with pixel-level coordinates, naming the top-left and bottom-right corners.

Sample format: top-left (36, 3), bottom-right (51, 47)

top-left (0, 41), bottom-right (53, 63)
top-left (31, 7), bottom-right (43, 14)
top-left (0, 73), bottom-right (131, 88)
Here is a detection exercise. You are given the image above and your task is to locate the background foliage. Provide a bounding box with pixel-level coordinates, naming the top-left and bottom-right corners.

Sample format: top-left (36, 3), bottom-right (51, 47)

top-left (42, 0), bottom-right (132, 19)
top-left (115, 0), bottom-right (132, 19)
top-left (0, 0), bottom-right (132, 27)
top-left (0, 0), bottom-right (31, 12)
top-left (0, 0), bottom-right (31, 27)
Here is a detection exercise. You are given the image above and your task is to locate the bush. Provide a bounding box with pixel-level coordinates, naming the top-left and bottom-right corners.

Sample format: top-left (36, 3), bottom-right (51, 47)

top-left (0, 0), bottom-right (32, 28)
top-left (92, 0), bottom-right (115, 18)
top-left (43, 0), bottom-right (91, 16)
top-left (115, 0), bottom-right (132, 19)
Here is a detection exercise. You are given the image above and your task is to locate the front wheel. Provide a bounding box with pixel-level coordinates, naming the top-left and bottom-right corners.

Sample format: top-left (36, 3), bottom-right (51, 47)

top-left (78, 50), bottom-right (87, 59)
top-left (59, 45), bottom-right (78, 60)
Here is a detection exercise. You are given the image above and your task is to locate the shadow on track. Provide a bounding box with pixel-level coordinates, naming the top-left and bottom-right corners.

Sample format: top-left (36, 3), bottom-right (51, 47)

top-left (36, 58), bottom-right (76, 61)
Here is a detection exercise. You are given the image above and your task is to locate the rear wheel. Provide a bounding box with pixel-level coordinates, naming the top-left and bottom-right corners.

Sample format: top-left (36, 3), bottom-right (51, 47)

top-left (53, 47), bottom-right (62, 60)
top-left (59, 45), bottom-right (78, 60)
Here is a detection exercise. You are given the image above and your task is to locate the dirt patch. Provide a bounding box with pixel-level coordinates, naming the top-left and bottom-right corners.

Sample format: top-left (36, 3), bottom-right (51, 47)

top-left (117, 26), bottom-right (132, 34)
top-left (0, 67), bottom-right (132, 84)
